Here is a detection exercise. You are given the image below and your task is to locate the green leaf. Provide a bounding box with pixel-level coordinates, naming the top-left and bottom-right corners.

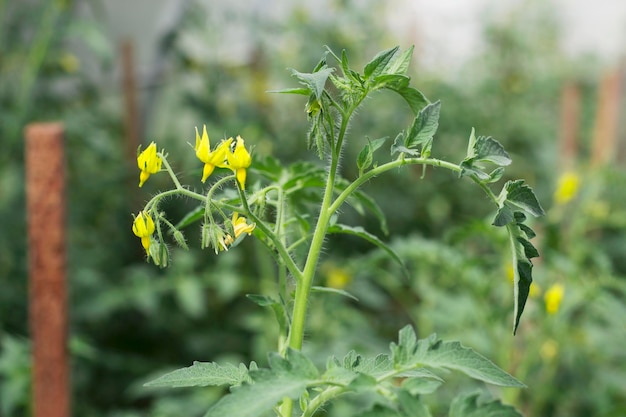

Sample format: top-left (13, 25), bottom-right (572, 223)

top-left (499, 180), bottom-right (545, 217)
top-left (472, 135), bottom-right (511, 166)
top-left (267, 87), bottom-right (310, 95)
top-left (290, 67), bottom-right (334, 100)
top-left (246, 295), bottom-right (289, 340)
top-left (393, 86), bottom-right (429, 115)
top-left (352, 189), bottom-right (389, 235)
top-left (492, 205), bottom-right (515, 227)
top-left (449, 392), bottom-right (523, 417)
top-left (311, 285), bottom-right (359, 301)
top-left (372, 74), bottom-right (410, 91)
top-left (357, 137), bottom-right (387, 176)
top-left (204, 349), bottom-right (318, 417)
top-left (328, 224), bottom-right (407, 278)
top-left (397, 390), bottom-right (432, 417)
top-left (390, 327), bottom-right (525, 387)
top-left (382, 45), bottom-right (414, 75)
top-left (405, 101), bottom-right (441, 157)
top-left (175, 205), bottom-right (204, 229)
top-left (364, 46), bottom-right (399, 79)
top-left (401, 374), bottom-right (443, 395)
top-left (459, 129), bottom-right (511, 181)
top-left (144, 361), bottom-right (253, 388)
top-left (507, 224), bottom-right (535, 335)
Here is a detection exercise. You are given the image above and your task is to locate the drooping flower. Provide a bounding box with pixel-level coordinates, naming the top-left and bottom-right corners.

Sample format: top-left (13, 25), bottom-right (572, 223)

top-left (553, 171), bottom-right (580, 205)
top-left (226, 136), bottom-right (252, 189)
top-left (232, 212), bottom-right (255, 238)
top-left (132, 211), bottom-right (155, 253)
top-left (137, 142), bottom-right (162, 187)
top-left (194, 125), bottom-right (232, 183)
top-left (544, 283), bottom-right (564, 314)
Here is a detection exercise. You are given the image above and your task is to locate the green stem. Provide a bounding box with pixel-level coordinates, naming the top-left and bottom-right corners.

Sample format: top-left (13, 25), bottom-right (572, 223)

top-left (329, 156), bottom-right (500, 215)
top-left (287, 113), bottom-right (351, 351)
top-left (236, 185), bottom-right (303, 282)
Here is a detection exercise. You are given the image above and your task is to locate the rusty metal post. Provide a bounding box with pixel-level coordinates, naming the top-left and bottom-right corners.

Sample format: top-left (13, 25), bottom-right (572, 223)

top-left (25, 122), bottom-right (70, 417)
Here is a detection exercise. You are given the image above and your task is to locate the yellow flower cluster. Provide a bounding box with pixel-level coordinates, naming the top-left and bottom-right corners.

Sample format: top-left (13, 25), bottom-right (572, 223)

top-left (194, 125), bottom-right (252, 189)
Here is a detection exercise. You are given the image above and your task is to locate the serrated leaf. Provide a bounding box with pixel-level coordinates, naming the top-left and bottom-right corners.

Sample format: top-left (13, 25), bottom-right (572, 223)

top-left (328, 224), bottom-right (407, 278)
top-left (492, 205), bottom-right (515, 227)
top-left (518, 223), bottom-right (536, 239)
top-left (405, 101), bottom-right (441, 157)
top-left (145, 361), bottom-right (253, 388)
top-left (373, 74), bottom-right (410, 91)
top-left (508, 224), bottom-right (535, 335)
top-left (401, 375), bottom-right (443, 395)
top-left (290, 67), bottom-right (334, 100)
top-left (397, 390), bottom-right (433, 417)
top-left (364, 46), bottom-right (399, 79)
top-left (449, 392), bottom-right (523, 417)
top-left (501, 180), bottom-right (545, 217)
top-left (517, 237), bottom-right (539, 259)
top-left (459, 162), bottom-right (492, 181)
top-left (382, 45), bottom-right (414, 75)
top-left (357, 141), bottom-right (374, 175)
top-left (475, 137), bottom-right (511, 166)
top-left (390, 327), bottom-right (524, 387)
top-left (488, 167), bottom-right (506, 183)
top-left (470, 136), bottom-right (511, 166)
top-left (204, 349), bottom-right (318, 417)
top-left (354, 354), bottom-right (393, 377)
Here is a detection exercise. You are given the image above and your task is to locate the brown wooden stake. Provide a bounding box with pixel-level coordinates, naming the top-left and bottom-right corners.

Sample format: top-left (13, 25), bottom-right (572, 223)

top-left (591, 67), bottom-right (623, 167)
top-left (25, 123), bottom-right (70, 417)
top-left (121, 39), bottom-right (141, 171)
top-left (557, 81), bottom-right (581, 170)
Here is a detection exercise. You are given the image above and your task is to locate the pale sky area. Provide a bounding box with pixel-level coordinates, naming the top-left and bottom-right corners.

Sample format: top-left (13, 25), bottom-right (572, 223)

top-left (101, 0), bottom-right (626, 77)
top-left (393, 0), bottom-right (626, 73)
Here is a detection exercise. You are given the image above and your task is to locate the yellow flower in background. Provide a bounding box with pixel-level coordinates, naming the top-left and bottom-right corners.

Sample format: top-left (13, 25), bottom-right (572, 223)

top-left (232, 212), bottom-right (255, 238)
top-left (137, 142), bottom-right (162, 187)
top-left (132, 211), bottom-right (155, 253)
top-left (544, 283), bottom-right (564, 314)
top-left (540, 339), bottom-right (559, 362)
top-left (324, 264), bottom-right (352, 289)
top-left (553, 171), bottom-right (580, 205)
top-left (194, 125), bottom-right (232, 183)
top-left (227, 136), bottom-right (252, 189)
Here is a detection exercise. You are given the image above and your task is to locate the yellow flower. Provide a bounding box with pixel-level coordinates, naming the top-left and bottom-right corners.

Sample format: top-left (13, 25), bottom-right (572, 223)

top-left (540, 339), bottom-right (558, 362)
top-left (132, 211), bottom-right (155, 253)
top-left (232, 212), bottom-right (255, 238)
top-left (194, 125), bottom-right (232, 183)
top-left (137, 142), bottom-right (162, 187)
top-left (553, 172), bottom-right (580, 205)
top-left (325, 265), bottom-right (352, 290)
top-left (226, 136), bottom-right (252, 189)
top-left (544, 283), bottom-right (564, 314)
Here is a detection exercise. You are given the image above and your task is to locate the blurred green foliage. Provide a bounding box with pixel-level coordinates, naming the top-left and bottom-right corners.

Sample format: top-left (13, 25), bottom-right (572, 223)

top-left (0, 0), bottom-right (624, 416)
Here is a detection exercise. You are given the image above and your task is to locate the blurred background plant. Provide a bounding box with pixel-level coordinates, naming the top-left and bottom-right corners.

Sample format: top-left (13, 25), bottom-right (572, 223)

top-left (1, 0), bottom-right (625, 416)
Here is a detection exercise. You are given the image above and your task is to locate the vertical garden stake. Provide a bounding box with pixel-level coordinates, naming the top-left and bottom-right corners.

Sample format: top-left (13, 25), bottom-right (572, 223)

top-left (25, 122), bottom-right (70, 417)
